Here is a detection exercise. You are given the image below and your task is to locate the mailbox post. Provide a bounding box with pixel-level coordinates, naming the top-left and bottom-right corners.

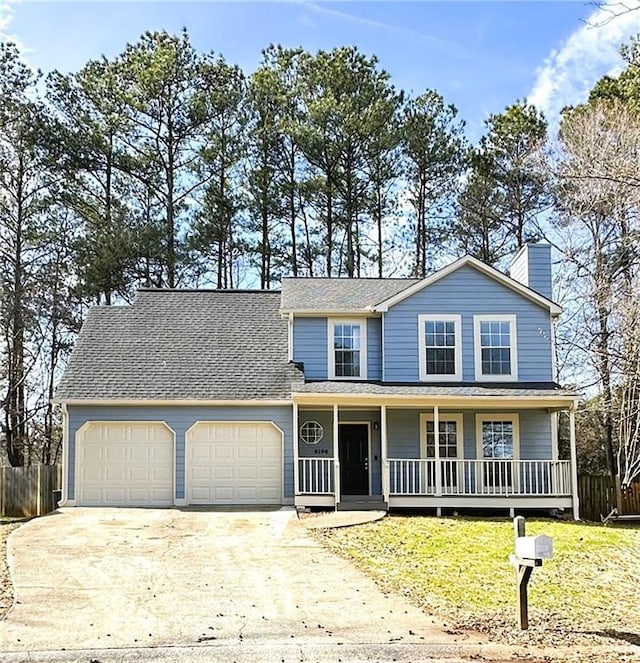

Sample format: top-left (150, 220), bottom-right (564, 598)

top-left (509, 516), bottom-right (553, 630)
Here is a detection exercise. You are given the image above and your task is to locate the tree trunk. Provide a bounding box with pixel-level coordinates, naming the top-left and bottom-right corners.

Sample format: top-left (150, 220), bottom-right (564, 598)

top-left (326, 182), bottom-right (333, 277)
top-left (287, 146), bottom-right (298, 277)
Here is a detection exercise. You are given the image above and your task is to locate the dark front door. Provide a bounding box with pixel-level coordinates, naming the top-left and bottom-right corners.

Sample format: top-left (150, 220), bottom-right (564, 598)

top-left (339, 424), bottom-right (369, 495)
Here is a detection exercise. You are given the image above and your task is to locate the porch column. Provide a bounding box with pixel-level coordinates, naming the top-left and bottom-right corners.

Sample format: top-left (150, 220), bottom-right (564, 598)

top-left (381, 405), bottom-right (389, 503)
top-left (550, 412), bottom-right (559, 462)
top-left (293, 401), bottom-right (299, 502)
top-left (434, 405), bottom-right (442, 499)
top-left (569, 403), bottom-right (580, 520)
top-left (333, 404), bottom-right (340, 510)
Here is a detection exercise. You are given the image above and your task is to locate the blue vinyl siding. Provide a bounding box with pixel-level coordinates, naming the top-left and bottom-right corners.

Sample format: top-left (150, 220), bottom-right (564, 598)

top-left (67, 405), bottom-right (293, 502)
top-left (386, 408), bottom-right (552, 460)
top-left (293, 318), bottom-right (327, 379)
top-left (384, 265), bottom-right (553, 382)
top-left (367, 318), bottom-right (382, 380)
top-left (298, 410), bottom-right (334, 458)
top-left (525, 244), bottom-right (552, 300)
top-left (298, 408), bottom-right (382, 494)
top-left (293, 316), bottom-right (382, 380)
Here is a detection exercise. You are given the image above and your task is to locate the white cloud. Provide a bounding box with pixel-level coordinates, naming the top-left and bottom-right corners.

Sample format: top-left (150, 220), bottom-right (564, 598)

top-left (0, 0), bottom-right (22, 47)
top-left (0, 1), bottom-right (18, 36)
top-left (529, 2), bottom-right (640, 127)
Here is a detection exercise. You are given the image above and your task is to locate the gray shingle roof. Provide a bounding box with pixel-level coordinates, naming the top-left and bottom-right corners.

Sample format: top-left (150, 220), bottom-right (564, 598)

top-left (280, 277), bottom-right (420, 313)
top-left (294, 381), bottom-right (578, 399)
top-left (55, 290), bottom-right (304, 402)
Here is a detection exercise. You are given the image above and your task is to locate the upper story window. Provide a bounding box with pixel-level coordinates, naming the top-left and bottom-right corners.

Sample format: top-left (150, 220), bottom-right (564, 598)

top-left (473, 315), bottom-right (518, 381)
top-left (328, 318), bottom-right (367, 379)
top-left (418, 314), bottom-right (462, 381)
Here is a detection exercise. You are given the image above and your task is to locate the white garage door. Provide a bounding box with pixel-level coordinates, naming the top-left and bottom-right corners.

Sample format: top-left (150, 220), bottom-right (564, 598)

top-left (187, 422), bottom-right (282, 505)
top-left (76, 422), bottom-right (174, 506)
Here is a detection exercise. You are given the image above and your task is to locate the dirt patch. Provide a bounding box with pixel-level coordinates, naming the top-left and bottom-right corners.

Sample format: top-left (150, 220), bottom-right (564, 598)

top-left (0, 521), bottom-right (22, 619)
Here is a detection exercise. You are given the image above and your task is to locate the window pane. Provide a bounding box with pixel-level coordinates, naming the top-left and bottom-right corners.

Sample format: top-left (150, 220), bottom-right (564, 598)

top-left (482, 421), bottom-right (514, 459)
top-left (426, 420), bottom-right (458, 458)
top-left (424, 319), bottom-right (457, 375)
top-left (333, 323), bottom-right (361, 376)
top-left (479, 320), bottom-right (512, 375)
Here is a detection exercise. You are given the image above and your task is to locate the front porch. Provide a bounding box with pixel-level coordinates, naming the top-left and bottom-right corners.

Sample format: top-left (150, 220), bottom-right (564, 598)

top-left (292, 393), bottom-right (579, 517)
top-left (297, 456), bottom-right (572, 511)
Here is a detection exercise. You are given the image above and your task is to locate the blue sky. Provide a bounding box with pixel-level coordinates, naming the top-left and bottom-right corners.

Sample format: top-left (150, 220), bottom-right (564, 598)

top-left (3, 1), bottom-right (640, 139)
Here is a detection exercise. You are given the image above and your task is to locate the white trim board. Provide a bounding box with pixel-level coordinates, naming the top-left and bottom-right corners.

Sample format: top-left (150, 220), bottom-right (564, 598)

top-left (55, 398), bottom-right (292, 406)
top-left (293, 393), bottom-right (580, 409)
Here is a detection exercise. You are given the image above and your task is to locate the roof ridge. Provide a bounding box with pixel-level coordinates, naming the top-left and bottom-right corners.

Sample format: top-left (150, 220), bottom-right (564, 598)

top-left (281, 277), bottom-right (417, 281)
top-left (136, 288), bottom-right (281, 294)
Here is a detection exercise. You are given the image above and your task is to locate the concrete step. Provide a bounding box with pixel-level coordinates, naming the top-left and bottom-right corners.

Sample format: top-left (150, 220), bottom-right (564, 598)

top-left (337, 496), bottom-right (388, 511)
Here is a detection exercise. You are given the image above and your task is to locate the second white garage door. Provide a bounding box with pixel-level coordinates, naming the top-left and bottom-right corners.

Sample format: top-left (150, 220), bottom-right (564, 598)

top-left (186, 422), bottom-right (283, 505)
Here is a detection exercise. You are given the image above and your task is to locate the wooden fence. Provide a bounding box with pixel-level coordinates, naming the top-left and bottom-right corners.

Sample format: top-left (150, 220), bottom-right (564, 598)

top-left (578, 474), bottom-right (640, 522)
top-left (0, 464), bottom-right (63, 518)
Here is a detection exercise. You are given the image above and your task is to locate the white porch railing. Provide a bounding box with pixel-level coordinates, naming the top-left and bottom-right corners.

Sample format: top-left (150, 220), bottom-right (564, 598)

top-left (387, 459), bottom-right (572, 497)
top-left (298, 458), bottom-right (335, 494)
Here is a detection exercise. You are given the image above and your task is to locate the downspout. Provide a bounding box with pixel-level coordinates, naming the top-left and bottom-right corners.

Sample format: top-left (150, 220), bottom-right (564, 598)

top-left (293, 400), bottom-right (299, 507)
top-left (434, 405), bottom-right (442, 516)
top-left (381, 405), bottom-right (388, 506)
top-left (288, 313), bottom-right (294, 362)
top-left (60, 403), bottom-right (70, 507)
top-left (333, 404), bottom-right (340, 511)
top-left (550, 314), bottom-right (559, 383)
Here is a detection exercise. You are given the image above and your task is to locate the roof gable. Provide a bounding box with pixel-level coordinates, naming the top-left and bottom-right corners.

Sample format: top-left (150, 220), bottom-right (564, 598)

top-left (375, 256), bottom-right (562, 315)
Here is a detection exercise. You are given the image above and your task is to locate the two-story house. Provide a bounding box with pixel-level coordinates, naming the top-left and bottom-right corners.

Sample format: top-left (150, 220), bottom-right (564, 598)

top-left (55, 243), bottom-right (580, 517)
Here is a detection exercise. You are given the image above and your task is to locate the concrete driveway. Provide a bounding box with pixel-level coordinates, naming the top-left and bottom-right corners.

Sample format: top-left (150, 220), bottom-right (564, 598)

top-left (1, 508), bottom-right (462, 656)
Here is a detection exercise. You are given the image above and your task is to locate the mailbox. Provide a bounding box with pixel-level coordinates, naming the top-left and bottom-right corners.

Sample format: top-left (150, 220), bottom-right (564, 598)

top-left (515, 535), bottom-right (553, 560)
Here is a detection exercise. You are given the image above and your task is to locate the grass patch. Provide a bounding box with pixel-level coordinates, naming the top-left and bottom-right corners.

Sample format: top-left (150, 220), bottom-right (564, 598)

top-left (314, 515), bottom-right (640, 647)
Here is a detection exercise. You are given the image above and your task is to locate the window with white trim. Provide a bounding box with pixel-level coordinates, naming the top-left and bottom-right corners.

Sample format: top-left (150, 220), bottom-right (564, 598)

top-left (420, 413), bottom-right (464, 459)
top-left (300, 421), bottom-right (323, 445)
top-left (420, 413), bottom-right (464, 492)
top-left (418, 314), bottom-right (462, 381)
top-left (475, 414), bottom-right (520, 491)
top-left (480, 419), bottom-right (516, 459)
top-left (473, 315), bottom-right (518, 381)
top-left (328, 319), bottom-right (367, 379)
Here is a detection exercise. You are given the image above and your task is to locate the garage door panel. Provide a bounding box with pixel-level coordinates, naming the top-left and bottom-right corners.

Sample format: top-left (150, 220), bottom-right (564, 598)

top-left (187, 422), bottom-right (282, 505)
top-left (237, 447), bottom-right (258, 461)
top-left (191, 467), bottom-right (210, 480)
top-left (104, 488), bottom-right (127, 502)
top-left (214, 447), bottom-right (234, 460)
top-left (77, 422), bottom-right (173, 506)
top-left (237, 467), bottom-right (258, 480)
top-left (213, 467), bottom-right (234, 480)
top-left (105, 467), bottom-right (127, 482)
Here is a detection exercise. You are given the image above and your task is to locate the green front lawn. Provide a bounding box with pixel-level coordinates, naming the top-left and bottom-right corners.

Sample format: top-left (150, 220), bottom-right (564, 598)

top-left (313, 516), bottom-right (640, 647)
